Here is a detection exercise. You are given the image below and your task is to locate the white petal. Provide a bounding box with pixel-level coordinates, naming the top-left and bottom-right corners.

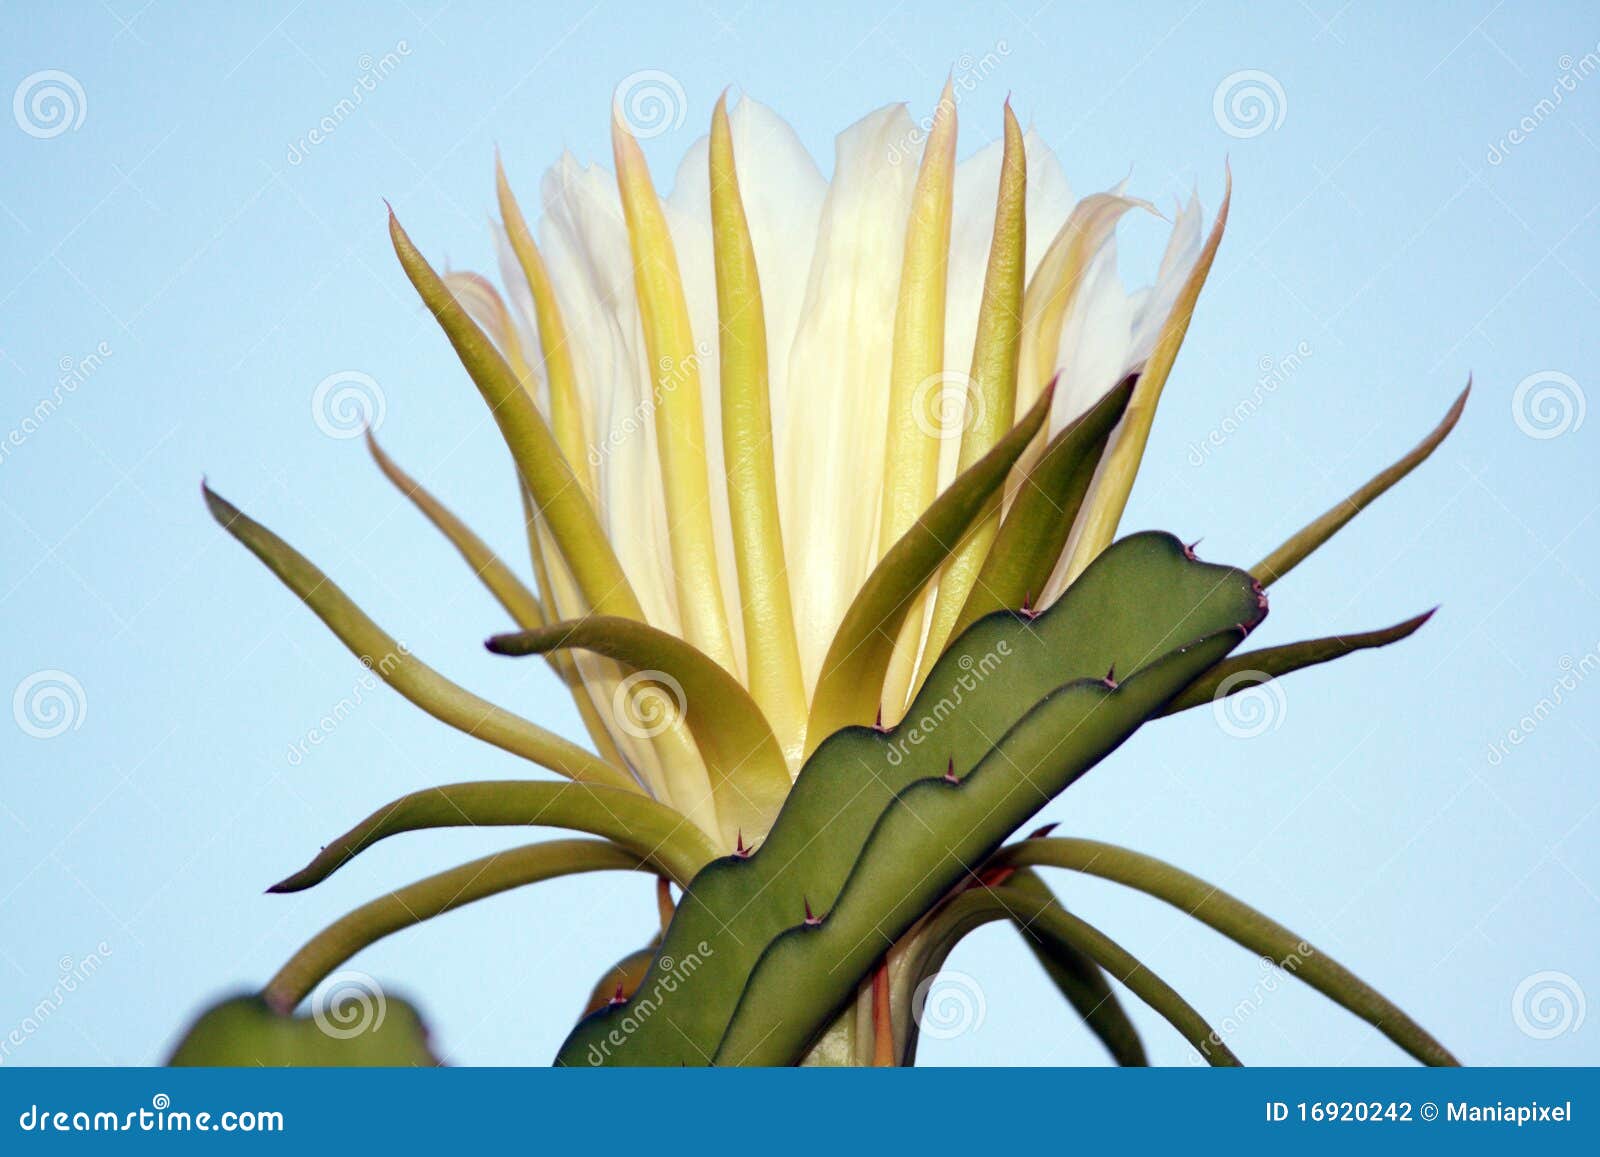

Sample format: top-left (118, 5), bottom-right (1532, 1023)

top-left (490, 226), bottom-right (546, 374)
top-left (930, 127), bottom-right (1079, 494)
top-left (1041, 197), bottom-right (1206, 602)
top-left (1129, 192), bottom-right (1204, 363)
top-left (657, 132), bottom-right (745, 675)
top-left (1039, 245), bottom-right (1136, 609)
top-left (1049, 234), bottom-right (1136, 432)
top-left (655, 97), bottom-right (826, 681)
top-left (937, 134), bottom-right (1007, 492)
top-left (778, 103), bottom-right (921, 691)
top-left (442, 270), bottom-right (513, 350)
top-left (664, 99), bottom-right (828, 430)
top-left (536, 153), bottom-right (680, 634)
top-left (1020, 128), bottom-right (1075, 277)
top-left (464, 230), bottom-right (557, 421)
top-left (724, 96), bottom-right (828, 445)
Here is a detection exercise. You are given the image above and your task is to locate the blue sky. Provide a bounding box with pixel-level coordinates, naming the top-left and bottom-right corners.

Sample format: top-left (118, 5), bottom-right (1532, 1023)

top-left (1, 0), bottom-right (1596, 1067)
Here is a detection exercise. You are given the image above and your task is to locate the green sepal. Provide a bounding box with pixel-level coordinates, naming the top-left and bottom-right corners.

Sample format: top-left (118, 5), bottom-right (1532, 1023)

top-left (954, 375), bottom-right (1134, 633)
top-left (1162, 608), bottom-right (1435, 716)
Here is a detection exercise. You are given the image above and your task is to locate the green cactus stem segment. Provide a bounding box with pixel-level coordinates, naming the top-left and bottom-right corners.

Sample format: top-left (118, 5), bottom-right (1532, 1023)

top-left (713, 631), bottom-right (1245, 1064)
top-left (170, 996), bottom-right (438, 1067)
top-left (556, 532), bottom-right (1261, 1066)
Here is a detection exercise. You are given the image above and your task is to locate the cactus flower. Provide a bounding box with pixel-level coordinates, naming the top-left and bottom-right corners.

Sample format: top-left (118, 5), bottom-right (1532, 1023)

top-left (182, 84), bottom-right (1469, 1067)
top-left (442, 90), bottom-right (1216, 839)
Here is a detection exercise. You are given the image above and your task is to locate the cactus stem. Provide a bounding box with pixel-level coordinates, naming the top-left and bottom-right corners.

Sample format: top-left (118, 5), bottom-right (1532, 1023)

top-left (656, 875), bottom-right (676, 932)
top-left (871, 963), bottom-right (895, 1066)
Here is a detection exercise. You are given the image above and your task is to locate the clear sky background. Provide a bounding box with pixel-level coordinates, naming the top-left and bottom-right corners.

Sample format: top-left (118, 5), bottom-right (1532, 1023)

top-left (2, 1), bottom-right (1596, 1067)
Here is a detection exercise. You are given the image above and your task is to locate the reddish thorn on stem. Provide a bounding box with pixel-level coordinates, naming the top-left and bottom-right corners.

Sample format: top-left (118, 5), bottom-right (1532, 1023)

top-left (1102, 665), bottom-right (1118, 690)
top-left (873, 706), bottom-right (887, 732)
top-left (608, 983), bottom-right (627, 1006)
top-left (734, 830), bottom-right (751, 859)
top-left (1020, 591), bottom-right (1039, 620)
top-left (943, 756), bottom-right (959, 785)
top-left (804, 898), bottom-right (822, 926)
top-left (1027, 822), bottom-right (1060, 840)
